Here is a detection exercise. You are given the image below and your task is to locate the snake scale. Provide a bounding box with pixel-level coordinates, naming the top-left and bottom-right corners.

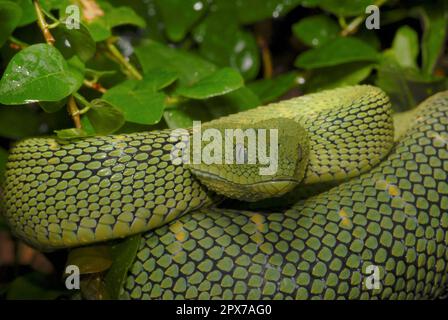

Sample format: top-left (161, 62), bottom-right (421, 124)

top-left (1, 86), bottom-right (448, 299)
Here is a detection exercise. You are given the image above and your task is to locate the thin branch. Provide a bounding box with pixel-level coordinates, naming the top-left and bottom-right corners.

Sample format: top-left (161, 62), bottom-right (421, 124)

top-left (9, 36), bottom-right (29, 50)
top-left (67, 95), bottom-right (82, 129)
top-left (33, 0), bottom-right (55, 45)
top-left (83, 79), bottom-right (107, 93)
top-left (341, 0), bottom-right (388, 37)
top-left (106, 40), bottom-right (143, 80)
top-left (165, 96), bottom-right (186, 107)
top-left (257, 35), bottom-right (273, 79)
top-left (341, 16), bottom-right (365, 37)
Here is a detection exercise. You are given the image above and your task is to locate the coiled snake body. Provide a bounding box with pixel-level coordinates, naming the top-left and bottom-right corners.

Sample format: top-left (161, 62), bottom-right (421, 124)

top-left (2, 86), bottom-right (448, 299)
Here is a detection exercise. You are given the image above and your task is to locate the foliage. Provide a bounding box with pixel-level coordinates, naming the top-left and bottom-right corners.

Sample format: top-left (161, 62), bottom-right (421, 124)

top-left (0, 0), bottom-right (447, 299)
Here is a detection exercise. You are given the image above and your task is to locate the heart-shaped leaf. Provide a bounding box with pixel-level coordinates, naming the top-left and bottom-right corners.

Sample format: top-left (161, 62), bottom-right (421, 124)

top-left (0, 1), bottom-right (22, 47)
top-left (55, 128), bottom-right (89, 140)
top-left (248, 72), bottom-right (299, 103)
top-left (175, 67), bottom-right (244, 99)
top-left (86, 99), bottom-right (125, 135)
top-left (155, 0), bottom-right (207, 42)
top-left (66, 246), bottom-right (113, 275)
top-left (292, 15), bottom-right (340, 47)
top-left (53, 22), bottom-right (96, 62)
top-left (295, 37), bottom-right (379, 69)
top-left (0, 44), bottom-right (84, 105)
top-left (103, 82), bottom-right (167, 125)
top-left (135, 40), bottom-right (216, 86)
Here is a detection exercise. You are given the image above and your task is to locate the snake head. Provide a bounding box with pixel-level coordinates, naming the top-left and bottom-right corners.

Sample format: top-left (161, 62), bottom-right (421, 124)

top-left (185, 117), bottom-right (309, 202)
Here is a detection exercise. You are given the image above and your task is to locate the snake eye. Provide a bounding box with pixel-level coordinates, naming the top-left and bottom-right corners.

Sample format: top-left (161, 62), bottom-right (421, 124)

top-left (297, 145), bottom-right (302, 160)
top-left (235, 143), bottom-right (248, 164)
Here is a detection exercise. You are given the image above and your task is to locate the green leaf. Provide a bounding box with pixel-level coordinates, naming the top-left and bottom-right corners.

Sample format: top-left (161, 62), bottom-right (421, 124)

top-left (305, 62), bottom-right (373, 93)
top-left (135, 40), bottom-right (216, 86)
top-left (0, 1), bottom-right (22, 47)
top-left (319, 0), bottom-right (373, 17)
top-left (103, 81), bottom-right (167, 125)
top-left (235, 0), bottom-right (302, 24)
top-left (292, 15), bottom-right (340, 47)
top-left (39, 98), bottom-right (68, 113)
top-left (6, 272), bottom-right (65, 300)
top-left (86, 21), bottom-right (111, 43)
top-left (0, 146), bottom-right (8, 180)
top-left (85, 1), bottom-right (146, 42)
top-left (15, 0), bottom-right (35, 26)
top-left (164, 87), bottom-right (260, 129)
top-left (104, 235), bottom-right (142, 299)
top-left (204, 87), bottom-right (261, 118)
top-left (163, 102), bottom-right (212, 129)
top-left (136, 69), bottom-right (179, 92)
top-left (85, 99), bottom-right (125, 135)
top-left (101, 2), bottom-right (146, 28)
top-left (176, 68), bottom-right (244, 99)
top-left (67, 55), bottom-right (86, 91)
top-left (155, 0), bottom-right (207, 42)
top-left (295, 37), bottom-right (379, 69)
top-left (194, 13), bottom-right (260, 80)
top-left (420, 1), bottom-right (448, 76)
top-left (391, 26), bottom-right (419, 69)
top-left (53, 22), bottom-right (96, 62)
top-left (0, 44), bottom-right (84, 105)
top-left (55, 128), bottom-right (89, 140)
top-left (66, 246), bottom-right (113, 275)
top-left (248, 72), bottom-right (299, 103)
top-left (104, 5), bottom-right (146, 29)
top-left (356, 28), bottom-right (381, 51)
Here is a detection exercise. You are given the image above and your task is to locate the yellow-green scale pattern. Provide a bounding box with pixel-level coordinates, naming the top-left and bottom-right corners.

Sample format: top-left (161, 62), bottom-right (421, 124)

top-left (2, 130), bottom-right (215, 249)
top-left (124, 92), bottom-right (448, 299)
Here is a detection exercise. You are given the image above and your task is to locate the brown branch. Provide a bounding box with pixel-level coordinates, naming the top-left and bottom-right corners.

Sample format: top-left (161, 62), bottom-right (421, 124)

top-left (33, 0), bottom-right (55, 45)
top-left (257, 35), bottom-right (273, 79)
top-left (83, 79), bottom-right (107, 93)
top-left (67, 95), bottom-right (82, 129)
top-left (9, 37), bottom-right (28, 50)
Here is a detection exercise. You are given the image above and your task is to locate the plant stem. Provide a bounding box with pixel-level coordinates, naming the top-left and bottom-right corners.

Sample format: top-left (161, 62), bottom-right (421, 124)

top-left (341, 0), bottom-right (388, 36)
top-left (73, 92), bottom-right (92, 108)
top-left (9, 36), bottom-right (29, 50)
top-left (83, 79), bottom-right (107, 93)
top-left (257, 35), bottom-right (273, 79)
top-left (165, 95), bottom-right (185, 106)
top-left (106, 40), bottom-right (143, 80)
top-left (33, 0), bottom-right (55, 45)
top-left (67, 95), bottom-right (82, 129)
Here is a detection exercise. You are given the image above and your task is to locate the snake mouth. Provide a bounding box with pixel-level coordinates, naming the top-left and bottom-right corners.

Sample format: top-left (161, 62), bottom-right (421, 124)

top-left (190, 168), bottom-right (299, 201)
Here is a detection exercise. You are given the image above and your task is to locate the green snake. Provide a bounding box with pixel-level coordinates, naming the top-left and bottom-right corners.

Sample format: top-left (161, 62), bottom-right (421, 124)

top-left (2, 85), bottom-right (448, 299)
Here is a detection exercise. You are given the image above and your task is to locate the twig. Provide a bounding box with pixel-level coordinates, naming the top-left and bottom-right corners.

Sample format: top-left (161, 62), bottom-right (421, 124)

top-left (165, 96), bottom-right (186, 106)
top-left (9, 36), bottom-right (28, 50)
top-left (257, 35), bottom-right (273, 79)
top-left (33, 0), bottom-right (55, 45)
top-left (67, 95), bottom-right (82, 129)
top-left (106, 40), bottom-right (143, 80)
top-left (83, 79), bottom-right (107, 93)
top-left (341, 0), bottom-right (388, 37)
top-left (341, 16), bottom-right (365, 36)
top-left (73, 92), bottom-right (92, 114)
